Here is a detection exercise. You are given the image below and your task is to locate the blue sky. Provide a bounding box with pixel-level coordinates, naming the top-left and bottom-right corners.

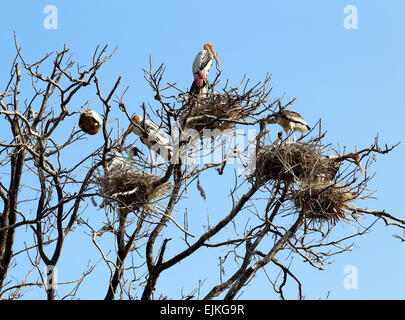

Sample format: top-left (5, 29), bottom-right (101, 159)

top-left (1, 1), bottom-right (405, 300)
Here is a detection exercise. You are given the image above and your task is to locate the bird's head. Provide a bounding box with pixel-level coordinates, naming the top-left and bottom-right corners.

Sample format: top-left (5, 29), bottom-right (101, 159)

top-left (132, 114), bottom-right (142, 124)
top-left (204, 43), bottom-right (214, 52)
top-left (267, 112), bottom-right (281, 124)
top-left (353, 153), bottom-right (363, 175)
top-left (349, 153), bottom-right (363, 175)
top-left (204, 43), bottom-right (220, 68)
top-left (122, 115), bottom-right (142, 145)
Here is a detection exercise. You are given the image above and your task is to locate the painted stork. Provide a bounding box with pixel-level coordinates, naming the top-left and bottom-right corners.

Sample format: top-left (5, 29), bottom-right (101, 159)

top-left (79, 109), bottom-right (102, 135)
top-left (121, 115), bottom-right (173, 161)
top-left (190, 43), bottom-right (220, 95)
top-left (326, 152), bottom-right (364, 176)
top-left (269, 110), bottom-right (310, 142)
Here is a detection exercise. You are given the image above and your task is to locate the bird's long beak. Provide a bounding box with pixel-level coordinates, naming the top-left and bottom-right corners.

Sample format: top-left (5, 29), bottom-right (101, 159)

top-left (354, 154), bottom-right (363, 175)
top-left (213, 53), bottom-right (220, 68)
top-left (121, 124), bottom-right (133, 145)
top-left (207, 46), bottom-right (220, 68)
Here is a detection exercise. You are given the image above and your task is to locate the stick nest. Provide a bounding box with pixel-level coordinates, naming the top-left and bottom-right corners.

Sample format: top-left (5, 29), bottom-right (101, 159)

top-left (254, 141), bottom-right (338, 183)
top-left (179, 92), bottom-right (256, 132)
top-left (292, 182), bottom-right (355, 224)
top-left (97, 168), bottom-right (172, 215)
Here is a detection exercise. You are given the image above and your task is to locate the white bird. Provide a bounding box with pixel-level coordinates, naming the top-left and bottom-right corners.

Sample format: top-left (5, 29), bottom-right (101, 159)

top-left (121, 115), bottom-right (173, 162)
top-left (107, 147), bottom-right (132, 172)
top-left (269, 110), bottom-right (311, 142)
top-left (190, 43), bottom-right (220, 96)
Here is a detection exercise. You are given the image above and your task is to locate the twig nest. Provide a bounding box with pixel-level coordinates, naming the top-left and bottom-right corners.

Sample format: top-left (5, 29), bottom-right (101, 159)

top-left (179, 92), bottom-right (255, 132)
top-left (292, 182), bottom-right (355, 224)
top-left (254, 141), bottom-right (337, 183)
top-left (79, 109), bottom-right (102, 135)
top-left (97, 168), bottom-right (172, 215)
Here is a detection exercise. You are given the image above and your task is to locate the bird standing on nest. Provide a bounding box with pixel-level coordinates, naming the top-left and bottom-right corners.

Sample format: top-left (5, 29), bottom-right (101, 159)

top-left (121, 115), bottom-right (173, 162)
top-left (268, 110), bottom-right (311, 142)
top-left (107, 146), bottom-right (132, 172)
top-left (190, 43), bottom-right (220, 96)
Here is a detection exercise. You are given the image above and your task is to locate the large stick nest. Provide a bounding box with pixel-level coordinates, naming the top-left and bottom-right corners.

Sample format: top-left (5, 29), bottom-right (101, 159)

top-left (292, 182), bottom-right (355, 224)
top-left (97, 168), bottom-right (172, 215)
top-left (179, 92), bottom-right (257, 132)
top-left (254, 141), bottom-right (339, 183)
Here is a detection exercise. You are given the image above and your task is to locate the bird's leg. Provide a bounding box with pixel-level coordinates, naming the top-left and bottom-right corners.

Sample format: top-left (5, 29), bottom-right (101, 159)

top-left (149, 149), bottom-right (153, 174)
top-left (284, 129), bottom-right (291, 144)
top-left (292, 132), bottom-right (296, 143)
top-left (155, 152), bottom-right (158, 175)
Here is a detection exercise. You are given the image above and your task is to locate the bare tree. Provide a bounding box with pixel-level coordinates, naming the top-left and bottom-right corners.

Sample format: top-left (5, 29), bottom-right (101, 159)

top-left (0, 38), bottom-right (402, 300)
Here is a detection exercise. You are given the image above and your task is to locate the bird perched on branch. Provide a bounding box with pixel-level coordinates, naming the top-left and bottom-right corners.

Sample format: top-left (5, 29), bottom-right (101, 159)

top-left (121, 115), bottom-right (173, 162)
top-left (79, 109), bottom-right (102, 135)
top-left (268, 110), bottom-right (310, 142)
top-left (190, 43), bottom-right (220, 96)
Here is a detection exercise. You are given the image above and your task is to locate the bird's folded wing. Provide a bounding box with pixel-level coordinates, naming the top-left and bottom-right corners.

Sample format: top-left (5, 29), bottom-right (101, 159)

top-left (282, 111), bottom-right (309, 126)
top-left (199, 51), bottom-right (212, 72)
top-left (144, 122), bottom-right (171, 146)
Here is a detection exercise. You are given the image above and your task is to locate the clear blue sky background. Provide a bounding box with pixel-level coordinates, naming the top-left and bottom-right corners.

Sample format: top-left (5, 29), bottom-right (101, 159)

top-left (1, 1), bottom-right (404, 300)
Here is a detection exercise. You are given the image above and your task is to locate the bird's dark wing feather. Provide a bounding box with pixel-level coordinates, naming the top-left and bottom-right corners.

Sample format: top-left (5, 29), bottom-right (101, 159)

top-left (189, 80), bottom-right (200, 94)
top-left (281, 110), bottom-right (302, 118)
top-left (199, 51), bottom-right (212, 72)
top-left (189, 80), bottom-right (209, 94)
top-left (281, 110), bottom-right (308, 126)
top-left (144, 120), bottom-right (170, 145)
